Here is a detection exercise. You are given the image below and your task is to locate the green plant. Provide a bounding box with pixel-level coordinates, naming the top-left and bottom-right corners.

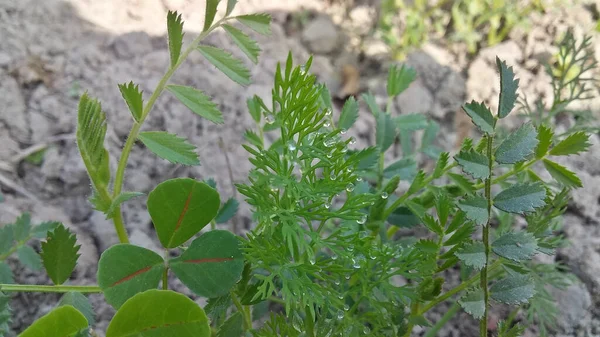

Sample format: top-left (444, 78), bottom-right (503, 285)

top-left (0, 1), bottom-right (593, 336)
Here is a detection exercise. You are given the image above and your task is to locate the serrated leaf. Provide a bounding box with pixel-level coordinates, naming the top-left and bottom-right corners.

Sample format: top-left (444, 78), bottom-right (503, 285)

top-left (458, 195), bottom-right (488, 226)
top-left (247, 95), bottom-right (263, 122)
top-left (492, 232), bottom-right (538, 262)
top-left (17, 246), bottom-right (42, 271)
top-left (13, 213), bottom-right (31, 242)
top-left (496, 57), bottom-right (519, 118)
top-left (205, 294), bottom-right (232, 323)
top-left (138, 131), bottom-right (199, 166)
top-left (204, 0), bottom-right (220, 31)
top-left (106, 192), bottom-right (144, 219)
top-left (59, 292), bottom-right (95, 325)
top-left (170, 230), bottom-right (244, 298)
top-left (387, 64), bottom-right (417, 97)
top-left (362, 92), bottom-right (381, 116)
top-left (216, 312), bottom-right (243, 337)
top-left (455, 150), bottom-right (490, 179)
top-left (236, 14), bottom-right (271, 35)
top-left (415, 239), bottom-right (439, 253)
top-left (447, 172), bottom-right (476, 195)
top-left (226, 0), bottom-right (237, 15)
top-left (421, 120), bottom-right (440, 150)
top-left (456, 242), bottom-right (486, 270)
top-left (459, 288), bottom-right (485, 319)
top-left (444, 222), bottom-right (475, 246)
top-left (31, 221), bottom-right (60, 239)
top-left (215, 198), bottom-right (239, 224)
top-left (244, 130), bottom-right (263, 148)
top-left (433, 152), bottom-right (450, 178)
top-left (376, 111), bottom-right (396, 153)
top-left (493, 183), bottom-right (546, 214)
top-left (0, 225), bottom-right (14, 255)
top-left (383, 158), bottom-right (417, 180)
top-left (462, 101), bottom-right (495, 134)
top-left (40, 224), bottom-right (80, 285)
top-left (320, 85), bottom-right (333, 110)
top-left (97, 244), bottom-right (164, 309)
top-left (535, 125), bottom-right (553, 158)
top-left (223, 24), bottom-right (261, 64)
top-left (167, 85), bottom-right (224, 124)
top-left (148, 178), bottom-right (220, 248)
top-left (197, 45), bottom-right (251, 85)
top-left (490, 275), bottom-right (535, 305)
top-left (495, 123), bottom-right (538, 164)
top-left (106, 290), bottom-right (210, 337)
top-left (0, 262), bottom-right (13, 284)
top-left (18, 305), bottom-right (88, 337)
top-left (167, 11), bottom-right (184, 67)
top-left (118, 82), bottom-right (143, 122)
top-left (387, 206), bottom-right (420, 228)
top-left (338, 96), bottom-right (358, 130)
top-left (395, 113), bottom-right (428, 131)
top-left (549, 131), bottom-right (591, 156)
top-left (543, 159), bottom-right (582, 188)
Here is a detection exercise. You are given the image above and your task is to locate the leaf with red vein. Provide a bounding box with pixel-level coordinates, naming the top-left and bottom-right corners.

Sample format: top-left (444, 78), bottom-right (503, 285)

top-left (147, 178), bottom-right (220, 248)
top-left (97, 244), bottom-right (164, 309)
top-left (171, 230), bottom-right (244, 298)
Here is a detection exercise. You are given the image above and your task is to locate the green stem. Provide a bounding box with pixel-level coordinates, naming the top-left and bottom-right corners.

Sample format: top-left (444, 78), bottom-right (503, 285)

top-left (480, 134), bottom-right (494, 337)
top-left (424, 302), bottom-right (460, 337)
top-left (231, 291), bottom-right (252, 330)
top-left (403, 301), bottom-right (420, 337)
top-left (0, 284), bottom-right (102, 293)
top-left (162, 249), bottom-right (169, 290)
top-left (474, 158), bottom-right (537, 189)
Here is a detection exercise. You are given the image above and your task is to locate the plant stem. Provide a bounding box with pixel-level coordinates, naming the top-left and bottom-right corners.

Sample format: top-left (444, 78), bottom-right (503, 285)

top-left (231, 291), bottom-right (252, 330)
top-left (480, 134), bottom-right (494, 337)
top-left (0, 284), bottom-right (102, 293)
top-left (403, 301), bottom-right (420, 337)
top-left (473, 158), bottom-right (537, 189)
top-left (110, 17), bottom-right (231, 244)
top-left (162, 249), bottom-right (169, 290)
top-left (424, 302), bottom-right (460, 337)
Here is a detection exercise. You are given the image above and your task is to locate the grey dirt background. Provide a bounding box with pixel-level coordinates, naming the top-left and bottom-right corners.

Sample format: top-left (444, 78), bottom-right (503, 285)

top-left (0, 0), bottom-right (599, 336)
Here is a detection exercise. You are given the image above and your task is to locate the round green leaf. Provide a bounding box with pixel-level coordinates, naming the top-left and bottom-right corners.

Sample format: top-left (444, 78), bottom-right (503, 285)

top-left (18, 305), bottom-right (88, 337)
top-left (170, 230), bottom-right (244, 298)
top-left (106, 289), bottom-right (210, 337)
top-left (97, 244), bottom-right (164, 309)
top-left (148, 178), bottom-right (220, 248)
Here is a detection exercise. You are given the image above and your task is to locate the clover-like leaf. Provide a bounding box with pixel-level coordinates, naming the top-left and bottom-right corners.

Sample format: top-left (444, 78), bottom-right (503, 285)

top-left (147, 178), bottom-right (220, 248)
top-left (454, 150), bottom-right (490, 179)
top-left (495, 123), bottom-right (538, 164)
top-left (496, 57), bottom-right (519, 118)
top-left (59, 292), bottom-right (95, 326)
top-left (223, 24), bottom-right (261, 64)
top-left (455, 242), bottom-right (486, 270)
top-left (459, 287), bottom-right (485, 319)
top-left (549, 131), bottom-right (591, 156)
top-left (138, 131), bottom-right (200, 166)
top-left (338, 96), bottom-right (358, 131)
top-left (40, 224), bottom-right (80, 285)
top-left (97, 244), bottom-right (164, 309)
top-left (118, 81), bottom-right (143, 122)
top-left (167, 85), bottom-right (224, 124)
top-left (462, 100), bottom-right (495, 134)
top-left (106, 290), bottom-right (210, 337)
top-left (170, 230), bottom-right (244, 298)
top-left (167, 11), bottom-right (184, 67)
top-left (236, 14), bottom-right (271, 35)
top-left (197, 45), bottom-right (251, 85)
top-left (493, 183), bottom-right (546, 214)
top-left (457, 195), bottom-right (488, 226)
top-left (492, 231), bottom-right (538, 262)
top-left (490, 275), bottom-right (535, 305)
top-left (18, 305), bottom-right (88, 337)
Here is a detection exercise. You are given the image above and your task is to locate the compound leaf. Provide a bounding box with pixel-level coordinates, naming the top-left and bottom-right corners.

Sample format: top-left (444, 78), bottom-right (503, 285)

top-left (236, 14), bottom-right (271, 35)
top-left (387, 64), bottom-right (417, 97)
top-left (338, 96), bottom-right (358, 130)
top-left (490, 275), bottom-right (535, 305)
top-left (223, 24), bottom-right (261, 64)
top-left (204, 0), bottom-right (220, 31)
top-left (493, 183), bottom-right (546, 214)
top-left (197, 45), bottom-right (251, 85)
top-left (376, 111), bottom-right (396, 153)
top-left (167, 85), bottom-right (224, 124)
top-left (549, 131), bottom-right (591, 156)
top-left (535, 124), bottom-right (553, 158)
top-left (543, 159), bottom-right (582, 188)
top-left (40, 224), bottom-right (80, 285)
top-left (455, 150), bottom-right (490, 179)
top-left (457, 195), bottom-right (488, 226)
top-left (59, 292), bottom-right (95, 326)
top-left (97, 244), bottom-right (164, 309)
top-left (170, 230), bottom-right (244, 298)
top-left (492, 232), bottom-right (538, 262)
top-left (495, 123), bottom-right (538, 164)
top-left (459, 287), bottom-right (485, 319)
top-left (18, 305), bottom-right (87, 337)
top-left (462, 101), bottom-right (495, 134)
top-left (216, 312), bottom-right (243, 337)
top-left (17, 245), bottom-right (42, 271)
top-left (148, 178), bottom-right (220, 248)
top-left (456, 242), bottom-right (486, 270)
top-left (138, 131), bottom-right (200, 166)
top-left (118, 81), bottom-right (143, 122)
top-left (106, 290), bottom-right (210, 337)
top-left (496, 57), bottom-right (519, 118)
top-left (167, 11), bottom-right (184, 67)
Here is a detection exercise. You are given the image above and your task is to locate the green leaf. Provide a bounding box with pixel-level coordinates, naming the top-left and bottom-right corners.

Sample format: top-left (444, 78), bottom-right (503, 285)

top-left (106, 290), bottom-right (210, 337)
top-left (387, 207), bottom-right (420, 228)
top-left (454, 150), bottom-right (490, 179)
top-left (0, 225), bottom-right (14, 255)
top-left (197, 45), bottom-right (251, 85)
top-left (0, 262), bottom-right (13, 284)
top-left (462, 101), bottom-right (495, 134)
top-left (13, 213), bottom-right (31, 242)
top-left (415, 239), bottom-right (439, 254)
top-left (376, 112), bottom-right (396, 152)
top-left (495, 123), bottom-right (538, 164)
top-left (118, 81), bottom-right (143, 122)
top-left (362, 92), bottom-right (381, 116)
top-left (97, 244), bottom-right (164, 309)
top-left (236, 14), bottom-right (271, 35)
top-left (40, 224), bottom-right (80, 285)
top-left (18, 305), bottom-right (88, 337)
top-left (433, 152), bottom-right (450, 178)
top-left (492, 232), bottom-right (538, 262)
top-left (387, 64), bottom-right (417, 97)
top-left (543, 159), bottom-right (582, 188)
top-left (456, 242), bottom-right (486, 270)
top-left (383, 158), bottom-right (417, 180)
top-left (490, 275), bottom-right (535, 305)
top-left (496, 57), bottom-right (519, 118)
top-left (395, 113), bottom-right (428, 131)
top-left (17, 245), bottom-right (42, 271)
top-left (205, 294), bottom-right (232, 322)
top-left (204, 0), bottom-right (220, 31)
top-left (447, 172), bottom-right (476, 195)
top-left (535, 124), bottom-right (553, 158)
top-left (138, 131), bottom-right (200, 166)
top-left (215, 198), bottom-right (239, 224)
top-left (246, 95), bottom-right (264, 122)
top-left (167, 11), bottom-right (184, 67)
top-left (444, 222), bottom-right (475, 246)
top-left (498, 321), bottom-right (525, 337)
top-left (226, 0), bottom-right (237, 15)
top-left (167, 85), bottom-right (224, 124)
top-left (222, 24), bottom-right (261, 64)
top-left (216, 312), bottom-right (243, 337)
top-left (170, 230), bottom-right (244, 298)
top-left (148, 178), bottom-right (220, 248)
top-left (493, 183), bottom-right (546, 214)
top-left (31, 221), bottom-right (60, 239)
top-left (244, 130), bottom-right (263, 148)
top-left (106, 192), bottom-right (144, 219)
top-left (458, 195), bottom-right (488, 226)
top-left (407, 170), bottom-right (426, 195)
top-left (459, 287), bottom-right (485, 319)
top-left (59, 292), bottom-right (95, 325)
top-left (549, 131), bottom-right (591, 156)
top-left (338, 96), bottom-right (358, 130)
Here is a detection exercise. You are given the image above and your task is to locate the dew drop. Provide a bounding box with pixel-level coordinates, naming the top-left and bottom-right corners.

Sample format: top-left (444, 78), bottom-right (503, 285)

top-left (347, 245), bottom-right (354, 252)
top-left (324, 202), bottom-right (331, 209)
top-left (381, 192), bottom-right (389, 199)
top-left (363, 327), bottom-right (371, 334)
top-left (346, 183), bottom-right (355, 192)
top-left (330, 172), bottom-right (337, 180)
top-left (357, 215), bottom-right (367, 225)
top-left (309, 256), bottom-right (316, 265)
top-left (334, 279), bottom-right (340, 286)
top-left (325, 108), bottom-right (332, 116)
top-left (331, 253), bottom-right (338, 260)
top-left (345, 274), bottom-right (351, 280)
top-left (346, 167), bottom-right (352, 173)
top-left (324, 138), bottom-right (336, 147)
top-left (352, 258), bottom-right (360, 269)
top-left (349, 137), bottom-right (356, 145)
top-left (299, 65), bottom-right (306, 75)
top-left (356, 176), bottom-right (363, 182)
top-left (265, 114), bottom-right (275, 124)
top-left (327, 153), bottom-right (333, 159)
top-left (337, 294), bottom-right (344, 300)
top-left (287, 140), bottom-right (297, 151)
top-left (324, 121), bottom-right (331, 128)
top-left (340, 129), bottom-right (347, 135)
top-left (343, 304), bottom-right (350, 311)
top-left (337, 311), bottom-right (344, 319)
top-left (340, 147), bottom-right (348, 153)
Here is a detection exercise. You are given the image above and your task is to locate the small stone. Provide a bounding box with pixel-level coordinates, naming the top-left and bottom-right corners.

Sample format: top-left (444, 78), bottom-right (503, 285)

top-left (302, 16), bottom-right (340, 54)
